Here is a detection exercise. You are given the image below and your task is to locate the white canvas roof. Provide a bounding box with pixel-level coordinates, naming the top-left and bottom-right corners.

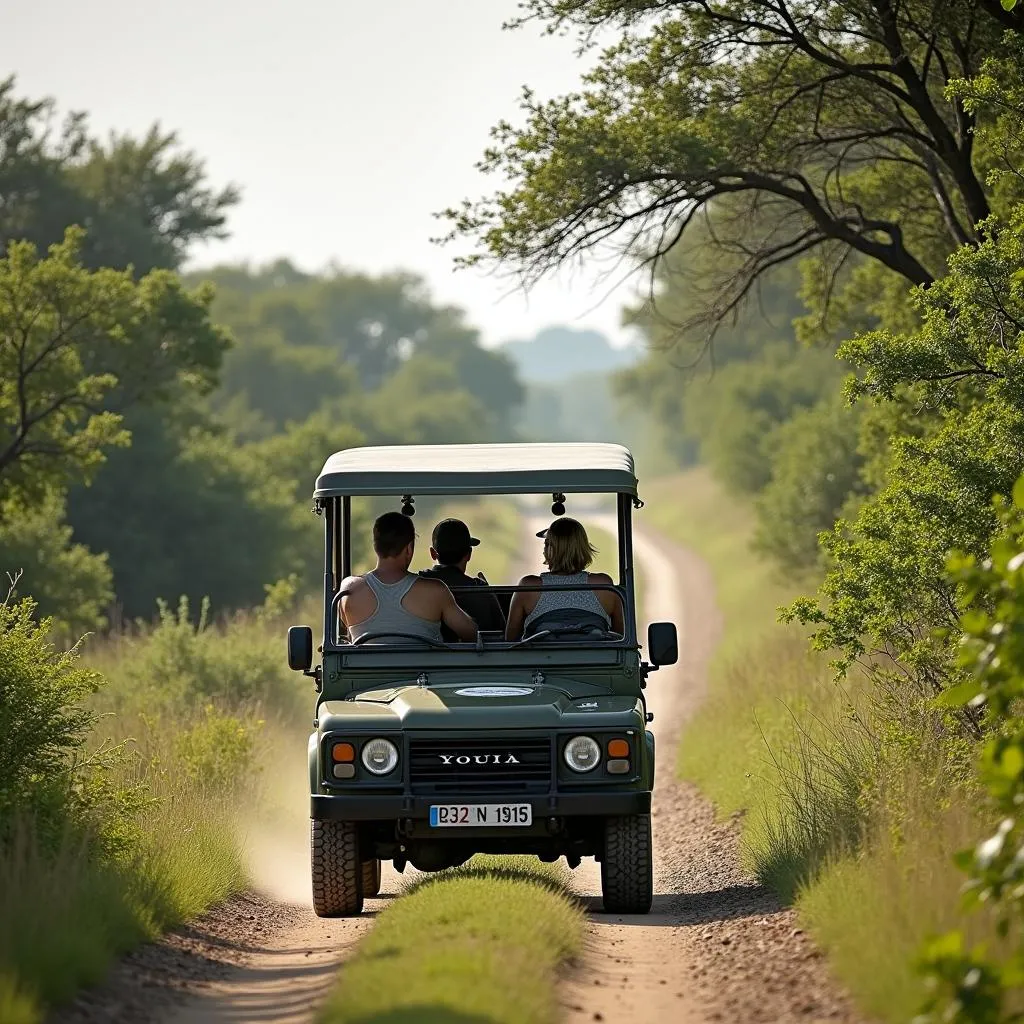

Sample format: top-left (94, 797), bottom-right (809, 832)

top-left (314, 442), bottom-right (637, 497)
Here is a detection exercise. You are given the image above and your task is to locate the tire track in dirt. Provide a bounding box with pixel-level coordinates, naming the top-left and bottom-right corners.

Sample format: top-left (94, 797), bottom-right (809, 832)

top-left (561, 517), bottom-right (862, 1024)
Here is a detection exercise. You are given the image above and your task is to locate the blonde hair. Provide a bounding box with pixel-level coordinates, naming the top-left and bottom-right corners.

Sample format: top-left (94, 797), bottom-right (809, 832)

top-left (543, 518), bottom-right (597, 574)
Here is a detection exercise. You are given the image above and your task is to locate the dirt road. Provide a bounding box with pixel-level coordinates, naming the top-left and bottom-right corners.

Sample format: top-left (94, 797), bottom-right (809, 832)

top-left (61, 519), bottom-right (859, 1024)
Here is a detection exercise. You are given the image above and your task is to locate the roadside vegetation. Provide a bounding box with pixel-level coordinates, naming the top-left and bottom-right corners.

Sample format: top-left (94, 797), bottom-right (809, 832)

top-left (318, 857), bottom-right (583, 1024)
top-left (0, 580), bottom-right (307, 1024)
top-left (646, 470), bottom-right (1011, 1021)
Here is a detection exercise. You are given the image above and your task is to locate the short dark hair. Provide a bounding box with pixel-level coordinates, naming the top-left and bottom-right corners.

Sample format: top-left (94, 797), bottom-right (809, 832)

top-left (373, 511), bottom-right (415, 558)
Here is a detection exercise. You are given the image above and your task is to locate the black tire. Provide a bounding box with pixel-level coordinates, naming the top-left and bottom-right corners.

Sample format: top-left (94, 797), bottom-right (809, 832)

top-left (361, 858), bottom-right (382, 897)
top-left (310, 819), bottom-right (363, 917)
top-left (600, 814), bottom-right (653, 914)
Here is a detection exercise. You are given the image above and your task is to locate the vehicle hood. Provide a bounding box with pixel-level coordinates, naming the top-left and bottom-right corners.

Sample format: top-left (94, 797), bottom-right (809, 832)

top-left (318, 679), bottom-right (640, 731)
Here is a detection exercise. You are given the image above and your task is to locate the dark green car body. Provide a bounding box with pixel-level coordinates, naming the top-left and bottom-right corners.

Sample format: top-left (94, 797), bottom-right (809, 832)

top-left (289, 443), bottom-right (676, 913)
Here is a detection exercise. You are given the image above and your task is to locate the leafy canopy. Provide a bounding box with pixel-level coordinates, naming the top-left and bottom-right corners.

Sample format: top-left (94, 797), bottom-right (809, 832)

top-left (447, 0), bottom-right (1019, 342)
top-left (0, 228), bottom-right (228, 511)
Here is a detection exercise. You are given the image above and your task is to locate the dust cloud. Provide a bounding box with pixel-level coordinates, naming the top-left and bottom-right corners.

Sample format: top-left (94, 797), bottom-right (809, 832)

top-left (238, 724), bottom-right (316, 906)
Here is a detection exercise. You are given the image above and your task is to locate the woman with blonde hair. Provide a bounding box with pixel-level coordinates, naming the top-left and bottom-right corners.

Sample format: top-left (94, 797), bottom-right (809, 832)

top-left (505, 517), bottom-right (624, 641)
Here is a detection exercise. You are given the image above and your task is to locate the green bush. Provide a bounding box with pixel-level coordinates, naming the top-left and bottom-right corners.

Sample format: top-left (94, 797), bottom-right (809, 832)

top-left (917, 482), bottom-right (1024, 1022)
top-left (96, 594), bottom-right (299, 717)
top-left (0, 595), bottom-right (101, 848)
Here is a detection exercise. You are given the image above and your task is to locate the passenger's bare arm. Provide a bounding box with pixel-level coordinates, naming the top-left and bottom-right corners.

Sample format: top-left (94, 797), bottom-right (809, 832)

top-left (593, 572), bottom-right (624, 635)
top-left (505, 575), bottom-right (539, 641)
top-left (439, 588), bottom-right (479, 642)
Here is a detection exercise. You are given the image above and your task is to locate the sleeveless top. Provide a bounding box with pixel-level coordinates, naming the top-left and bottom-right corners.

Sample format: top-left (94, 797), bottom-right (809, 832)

top-left (523, 571), bottom-right (611, 631)
top-left (346, 572), bottom-right (443, 644)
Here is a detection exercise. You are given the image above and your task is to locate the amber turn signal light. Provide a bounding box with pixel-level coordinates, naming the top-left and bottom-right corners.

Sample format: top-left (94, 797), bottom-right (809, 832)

top-left (607, 738), bottom-right (630, 758)
top-left (332, 742), bottom-right (356, 762)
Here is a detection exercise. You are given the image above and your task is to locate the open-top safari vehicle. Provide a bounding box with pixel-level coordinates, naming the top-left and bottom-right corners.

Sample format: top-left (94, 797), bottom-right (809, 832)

top-left (287, 442), bottom-right (678, 916)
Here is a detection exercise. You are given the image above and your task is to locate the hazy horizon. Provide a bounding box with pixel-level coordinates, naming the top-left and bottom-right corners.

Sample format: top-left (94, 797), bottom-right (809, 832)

top-left (4, 0), bottom-right (643, 349)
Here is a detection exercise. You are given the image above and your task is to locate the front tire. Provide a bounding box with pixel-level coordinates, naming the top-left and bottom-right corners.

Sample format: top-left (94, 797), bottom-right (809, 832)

top-left (361, 858), bottom-right (382, 897)
top-left (311, 820), bottom-right (363, 917)
top-left (600, 814), bottom-right (653, 914)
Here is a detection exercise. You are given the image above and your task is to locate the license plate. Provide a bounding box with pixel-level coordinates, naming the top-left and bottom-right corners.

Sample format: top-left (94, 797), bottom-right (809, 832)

top-left (429, 803), bottom-right (532, 827)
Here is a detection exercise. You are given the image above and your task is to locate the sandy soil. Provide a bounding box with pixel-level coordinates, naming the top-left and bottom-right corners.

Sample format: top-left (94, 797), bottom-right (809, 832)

top-left (57, 516), bottom-right (861, 1024)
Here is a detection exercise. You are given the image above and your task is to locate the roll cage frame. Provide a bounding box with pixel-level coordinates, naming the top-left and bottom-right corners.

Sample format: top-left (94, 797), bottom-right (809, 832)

top-left (314, 491), bottom-right (641, 657)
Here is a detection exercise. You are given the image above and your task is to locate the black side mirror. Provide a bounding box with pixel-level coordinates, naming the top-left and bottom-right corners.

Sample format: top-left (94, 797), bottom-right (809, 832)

top-left (287, 625), bottom-right (314, 673)
top-left (647, 621), bottom-right (678, 668)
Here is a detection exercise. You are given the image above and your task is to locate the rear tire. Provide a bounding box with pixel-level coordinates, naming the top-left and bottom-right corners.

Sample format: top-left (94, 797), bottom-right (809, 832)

top-left (310, 820), bottom-right (363, 917)
top-left (361, 858), bottom-right (382, 897)
top-left (600, 814), bottom-right (653, 914)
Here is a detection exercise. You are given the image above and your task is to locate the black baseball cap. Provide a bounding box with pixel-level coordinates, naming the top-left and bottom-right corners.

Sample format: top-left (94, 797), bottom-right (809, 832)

top-left (432, 518), bottom-right (480, 552)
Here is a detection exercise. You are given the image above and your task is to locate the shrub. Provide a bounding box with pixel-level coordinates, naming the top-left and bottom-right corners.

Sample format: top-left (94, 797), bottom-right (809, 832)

top-left (0, 594), bottom-right (102, 848)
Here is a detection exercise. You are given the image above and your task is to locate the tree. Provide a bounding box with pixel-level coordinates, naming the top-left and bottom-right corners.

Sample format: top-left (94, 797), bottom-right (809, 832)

top-left (197, 261), bottom-right (524, 439)
top-left (445, 0), bottom-right (1020, 342)
top-left (0, 492), bottom-right (113, 637)
top-left (0, 229), bottom-right (228, 511)
top-left (787, 213), bottom-right (1024, 706)
top-left (753, 396), bottom-right (866, 572)
top-left (0, 77), bottom-right (238, 274)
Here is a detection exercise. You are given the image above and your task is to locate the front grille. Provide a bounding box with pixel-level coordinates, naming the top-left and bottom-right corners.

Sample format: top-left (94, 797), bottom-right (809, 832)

top-left (409, 736), bottom-right (551, 794)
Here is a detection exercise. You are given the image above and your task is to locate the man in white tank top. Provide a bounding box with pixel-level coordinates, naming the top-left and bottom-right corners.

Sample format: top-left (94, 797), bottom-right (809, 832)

top-left (339, 512), bottom-right (478, 644)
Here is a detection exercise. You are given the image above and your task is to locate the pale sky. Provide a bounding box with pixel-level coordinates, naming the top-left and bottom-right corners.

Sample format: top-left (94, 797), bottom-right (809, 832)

top-left (3, 0), bottom-right (644, 348)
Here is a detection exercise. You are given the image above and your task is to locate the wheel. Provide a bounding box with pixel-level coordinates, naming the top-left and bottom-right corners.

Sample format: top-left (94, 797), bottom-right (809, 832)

top-left (310, 819), bottom-right (363, 916)
top-left (600, 814), bottom-right (653, 914)
top-left (361, 858), bottom-right (382, 897)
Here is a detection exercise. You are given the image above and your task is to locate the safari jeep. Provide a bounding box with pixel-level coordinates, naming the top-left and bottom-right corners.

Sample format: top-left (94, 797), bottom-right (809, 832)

top-left (286, 442), bottom-right (678, 916)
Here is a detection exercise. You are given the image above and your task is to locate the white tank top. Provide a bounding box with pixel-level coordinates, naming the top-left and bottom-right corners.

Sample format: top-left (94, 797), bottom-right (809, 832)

top-left (523, 571), bottom-right (611, 631)
top-left (346, 572), bottom-right (443, 643)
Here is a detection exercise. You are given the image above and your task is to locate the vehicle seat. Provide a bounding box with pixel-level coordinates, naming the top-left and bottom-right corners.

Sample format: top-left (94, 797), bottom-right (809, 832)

top-left (526, 608), bottom-right (611, 639)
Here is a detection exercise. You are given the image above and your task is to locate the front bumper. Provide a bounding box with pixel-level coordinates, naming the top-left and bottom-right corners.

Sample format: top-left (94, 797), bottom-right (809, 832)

top-left (310, 790), bottom-right (651, 821)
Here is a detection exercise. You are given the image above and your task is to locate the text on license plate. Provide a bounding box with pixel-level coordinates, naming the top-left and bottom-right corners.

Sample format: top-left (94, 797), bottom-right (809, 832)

top-left (429, 803), bottom-right (532, 827)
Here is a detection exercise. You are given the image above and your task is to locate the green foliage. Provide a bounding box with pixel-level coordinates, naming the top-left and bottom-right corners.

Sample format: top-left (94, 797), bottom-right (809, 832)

top-left (447, 0), bottom-right (1015, 343)
top-left (684, 342), bottom-right (845, 496)
top-left (66, 403), bottom-right (306, 619)
top-left (173, 705), bottom-right (264, 792)
top-left (101, 594), bottom-right (296, 715)
top-left (0, 229), bottom-right (228, 510)
top-left (0, 77), bottom-right (238, 274)
top-left (0, 594), bottom-right (101, 846)
top-left (753, 396), bottom-right (866, 573)
top-left (789, 218), bottom-right (1024, 697)
top-left (0, 491), bottom-right (112, 636)
top-left (201, 261), bottom-right (524, 441)
top-left (917, 484), bottom-right (1024, 1022)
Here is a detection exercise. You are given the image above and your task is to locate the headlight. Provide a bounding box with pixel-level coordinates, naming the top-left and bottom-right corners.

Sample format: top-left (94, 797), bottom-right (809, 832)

top-left (564, 735), bottom-right (600, 773)
top-left (361, 737), bottom-right (399, 775)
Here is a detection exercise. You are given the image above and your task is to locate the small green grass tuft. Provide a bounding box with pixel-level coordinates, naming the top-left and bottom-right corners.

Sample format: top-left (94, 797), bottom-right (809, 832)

top-left (318, 856), bottom-right (584, 1024)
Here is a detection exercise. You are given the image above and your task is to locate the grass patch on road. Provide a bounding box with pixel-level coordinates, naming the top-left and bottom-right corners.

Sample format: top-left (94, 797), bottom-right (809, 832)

top-left (645, 468), bottom-right (992, 1022)
top-left (318, 856), bottom-right (584, 1024)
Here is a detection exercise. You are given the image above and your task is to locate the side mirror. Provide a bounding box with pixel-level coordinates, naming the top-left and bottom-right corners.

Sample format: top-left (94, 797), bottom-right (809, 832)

top-left (287, 625), bottom-right (314, 673)
top-left (647, 621), bottom-right (678, 668)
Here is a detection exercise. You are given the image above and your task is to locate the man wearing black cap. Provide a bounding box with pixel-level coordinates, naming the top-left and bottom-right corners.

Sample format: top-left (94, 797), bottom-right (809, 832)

top-left (419, 519), bottom-right (506, 640)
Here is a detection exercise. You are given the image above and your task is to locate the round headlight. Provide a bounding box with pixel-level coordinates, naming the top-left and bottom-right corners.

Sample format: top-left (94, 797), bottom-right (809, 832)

top-left (361, 738), bottom-right (399, 775)
top-left (564, 735), bottom-right (600, 773)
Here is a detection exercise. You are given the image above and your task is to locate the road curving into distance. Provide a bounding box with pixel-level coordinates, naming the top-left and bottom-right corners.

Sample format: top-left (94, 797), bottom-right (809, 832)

top-left (60, 515), bottom-right (861, 1024)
